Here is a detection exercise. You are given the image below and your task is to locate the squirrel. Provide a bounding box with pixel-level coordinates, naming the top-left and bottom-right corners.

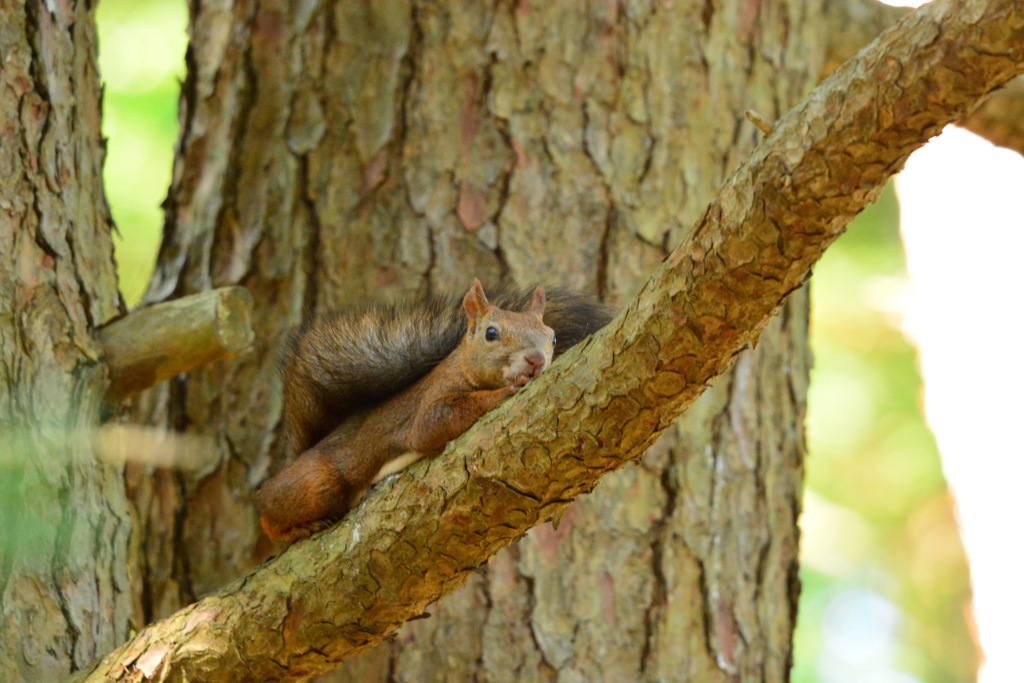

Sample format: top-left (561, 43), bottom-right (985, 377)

top-left (255, 279), bottom-right (612, 543)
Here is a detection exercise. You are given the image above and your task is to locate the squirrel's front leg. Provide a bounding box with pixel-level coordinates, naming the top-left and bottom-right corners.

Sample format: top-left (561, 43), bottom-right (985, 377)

top-left (410, 385), bottom-right (519, 455)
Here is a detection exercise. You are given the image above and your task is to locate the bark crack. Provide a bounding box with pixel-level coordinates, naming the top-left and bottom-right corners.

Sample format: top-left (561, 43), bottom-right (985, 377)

top-left (640, 445), bottom-right (679, 677)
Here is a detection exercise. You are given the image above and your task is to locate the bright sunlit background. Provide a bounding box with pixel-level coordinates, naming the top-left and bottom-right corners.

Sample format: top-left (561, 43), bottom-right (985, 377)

top-left (794, 185), bottom-right (977, 683)
top-left (896, 127), bottom-right (1024, 683)
top-left (98, 0), bottom-right (185, 306)
top-left (98, 2), bottom-right (1006, 682)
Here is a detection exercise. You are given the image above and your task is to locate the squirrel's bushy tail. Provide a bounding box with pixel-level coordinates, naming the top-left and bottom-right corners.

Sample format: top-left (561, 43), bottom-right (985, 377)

top-left (281, 284), bottom-right (614, 457)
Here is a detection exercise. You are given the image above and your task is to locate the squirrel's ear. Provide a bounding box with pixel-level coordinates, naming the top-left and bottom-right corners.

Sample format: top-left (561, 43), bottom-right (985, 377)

top-left (527, 287), bottom-right (546, 318)
top-left (463, 279), bottom-right (492, 328)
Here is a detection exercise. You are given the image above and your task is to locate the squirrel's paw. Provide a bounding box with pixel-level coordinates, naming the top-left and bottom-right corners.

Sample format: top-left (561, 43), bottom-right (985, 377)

top-left (508, 374), bottom-right (533, 393)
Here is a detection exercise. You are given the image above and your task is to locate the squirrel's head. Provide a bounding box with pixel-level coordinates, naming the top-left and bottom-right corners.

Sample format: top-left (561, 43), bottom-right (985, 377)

top-left (462, 279), bottom-right (555, 389)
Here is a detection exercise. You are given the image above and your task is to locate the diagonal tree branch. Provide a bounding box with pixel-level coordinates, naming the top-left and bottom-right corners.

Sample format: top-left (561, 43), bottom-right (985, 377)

top-left (74, 0), bottom-right (1024, 681)
top-left (823, 0), bottom-right (1024, 155)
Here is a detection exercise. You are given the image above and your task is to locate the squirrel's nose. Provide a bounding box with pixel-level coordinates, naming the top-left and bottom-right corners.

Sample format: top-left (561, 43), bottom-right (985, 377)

top-left (525, 353), bottom-right (546, 375)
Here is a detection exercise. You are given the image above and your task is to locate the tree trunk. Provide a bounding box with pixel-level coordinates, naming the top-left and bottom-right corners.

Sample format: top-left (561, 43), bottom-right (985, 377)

top-left (130, 1), bottom-right (816, 680)
top-left (0, 2), bottom-right (131, 681)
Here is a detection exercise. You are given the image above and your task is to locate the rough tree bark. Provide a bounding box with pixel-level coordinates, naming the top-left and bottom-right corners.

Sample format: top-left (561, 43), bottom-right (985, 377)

top-left (822, 0), bottom-right (1024, 154)
top-left (0, 2), bottom-right (131, 681)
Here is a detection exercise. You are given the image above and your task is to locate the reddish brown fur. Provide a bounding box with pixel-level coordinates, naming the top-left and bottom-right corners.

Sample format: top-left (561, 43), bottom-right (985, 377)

top-left (256, 280), bottom-right (555, 542)
top-left (279, 284), bottom-right (613, 461)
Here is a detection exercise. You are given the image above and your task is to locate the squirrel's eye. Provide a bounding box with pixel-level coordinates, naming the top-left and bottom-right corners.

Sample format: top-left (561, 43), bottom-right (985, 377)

top-left (485, 326), bottom-right (499, 341)
top-left (552, 334), bottom-right (557, 347)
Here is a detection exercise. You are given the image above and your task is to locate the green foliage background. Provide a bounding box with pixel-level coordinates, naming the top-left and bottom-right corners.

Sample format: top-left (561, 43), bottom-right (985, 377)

top-left (99, 0), bottom-right (183, 307)
top-left (97, 2), bottom-right (975, 681)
